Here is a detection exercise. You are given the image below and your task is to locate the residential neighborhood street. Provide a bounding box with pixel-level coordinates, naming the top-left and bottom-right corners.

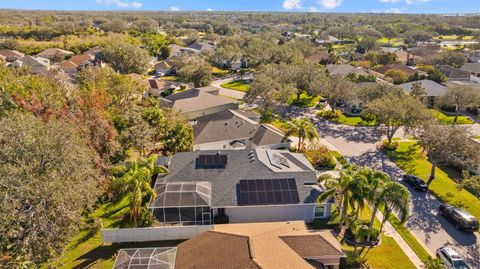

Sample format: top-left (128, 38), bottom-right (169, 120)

top-left (311, 118), bottom-right (480, 267)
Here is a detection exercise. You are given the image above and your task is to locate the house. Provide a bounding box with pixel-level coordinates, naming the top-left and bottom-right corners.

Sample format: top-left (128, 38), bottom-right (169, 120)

top-left (83, 46), bottom-right (102, 58)
top-left (0, 49), bottom-right (24, 62)
top-left (230, 58), bottom-right (248, 71)
top-left (36, 48), bottom-right (73, 61)
top-left (160, 87), bottom-right (239, 119)
top-left (461, 62), bottom-right (480, 83)
top-left (112, 222), bottom-right (345, 269)
top-left (187, 42), bottom-right (215, 53)
top-left (468, 50), bottom-right (480, 63)
top-left (144, 79), bottom-right (179, 98)
top-left (398, 79), bottom-right (447, 107)
top-left (315, 35), bottom-right (347, 45)
top-left (11, 55), bottom-right (50, 74)
top-left (372, 63), bottom-right (416, 77)
top-left (154, 59), bottom-right (174, 76)
top-left (58, 54), bottom-right (95, 75)
top-left (192, 110), bottom-right (290, 150)
top-left (395, 50), bottom-right (421, 66)
top-left (305, 50), bottom-right (329, 65)
top-left (437, 65), bottom-right (471, 81)
top-left (148, 149), bottom-right (331, 225)
top-left (168, 44), bottom-right (199, 58)
top-left (326, 64), bottom-right (369, 77)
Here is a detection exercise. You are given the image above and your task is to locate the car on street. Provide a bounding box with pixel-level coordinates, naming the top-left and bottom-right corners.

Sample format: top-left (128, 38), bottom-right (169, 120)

top-left (402, 174), bottom-right (428, 192)
top-left (436, 247), bottom-right (470, 269)
top-left (438, 204), bottom-right (479, 232)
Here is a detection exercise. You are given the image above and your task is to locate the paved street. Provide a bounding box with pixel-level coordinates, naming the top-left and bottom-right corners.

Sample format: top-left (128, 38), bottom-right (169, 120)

top-left (310, 118), bottom-right (480, 267)
top-left (210, 75), bottom-right (249, 100)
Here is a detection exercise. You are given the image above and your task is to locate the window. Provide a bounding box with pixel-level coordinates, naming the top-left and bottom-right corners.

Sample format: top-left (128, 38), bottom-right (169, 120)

top-left (314, 206), bottom-right (326, 219)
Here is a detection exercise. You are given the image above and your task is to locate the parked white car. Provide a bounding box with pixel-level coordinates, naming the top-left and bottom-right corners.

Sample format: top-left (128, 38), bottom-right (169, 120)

top-left (436, 247), bottom-right (470, 269)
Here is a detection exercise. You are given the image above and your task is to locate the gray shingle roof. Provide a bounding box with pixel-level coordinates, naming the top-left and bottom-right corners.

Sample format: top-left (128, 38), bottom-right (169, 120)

top-left (462, 62), bottom-right (480, 74)
top-left (161, 88), bottom-right (238, 114)
top-left (398, 79), bottom-right (447, 97)
top-left (326, 64), bottom-right (369, 77)
top-left (153, 149), bottom-right (319, 207)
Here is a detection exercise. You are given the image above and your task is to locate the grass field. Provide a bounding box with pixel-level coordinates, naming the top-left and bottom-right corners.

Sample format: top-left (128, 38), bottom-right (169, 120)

top-left (387, 142), bottom-right (480, 220)
top-left (337, 113), bottom-right (377, 126)
top-left (431, 110), bottom-right (473, 125)
top-left (435, 35), bottom-right (473, 41)
top-left (287, 92), bottom-right (321, 108)
top-left (220, 79), bottom-right (251, 92)
top-left (377, 37), bottom-right (405, 46)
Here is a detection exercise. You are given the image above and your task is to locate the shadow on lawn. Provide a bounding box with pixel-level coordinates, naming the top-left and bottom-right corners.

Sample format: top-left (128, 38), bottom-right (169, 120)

top-left (72, 240), bottom-right (183, 269)
top-left (314, 119), bottom-right (383, 144)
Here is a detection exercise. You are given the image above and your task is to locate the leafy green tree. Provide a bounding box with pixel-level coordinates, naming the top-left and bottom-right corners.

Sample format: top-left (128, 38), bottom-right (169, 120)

top-left (438, 85), bottom-right (480, 124)
top-left (385, 69), bottom-right (408, 84)
top-left (321, 75), bottom-right (355, 111)
top-left (432, 51), bottom-right (466, 68)
top-left (178, 56), bottom-right (213, 87)
top-left (285, 118), bottom-right (319, 152)
top-left (0, 112), bottom-right (100, 265)
top-left (114, 155), bottom-right (168, 227)
top-left (424, 257), bottom-right (444, 269)
top-left (427, 68), bottom-right (447, 83)
top-left (100, 41), bottom-right (150, 74)
top-left (410, 81), bottom-right (427, 99)
top-left (365, 90), bottom-right (432, 144)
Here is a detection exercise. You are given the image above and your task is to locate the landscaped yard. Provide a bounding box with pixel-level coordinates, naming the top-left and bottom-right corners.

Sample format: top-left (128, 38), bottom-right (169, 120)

top-left (431, 110), bottom-right (473, 125)
top-left (220, 79), bottom-right (251, 92)
top-left (287, 92), bottom-right (321, 108)
top-left (337, 113), bottom-right (376, 126)
top-left (212, 66), bottom-right (230, 76)
top-left (387, 142), bottom-right (480, 220)
top-left (42, 197), bottom-right (175, 269)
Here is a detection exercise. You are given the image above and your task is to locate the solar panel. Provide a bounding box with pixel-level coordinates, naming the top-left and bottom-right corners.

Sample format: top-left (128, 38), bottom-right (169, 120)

top-left (238, 179), bottom-right (300, 206)
top-left (196, 154), bottom-right (227, 169)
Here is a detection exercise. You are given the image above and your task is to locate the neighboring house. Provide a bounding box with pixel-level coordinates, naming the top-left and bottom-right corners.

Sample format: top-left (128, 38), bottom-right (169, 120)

top-left (461, 62), bottom-right (480, 83)
top-left (372, 63), bottom-right (416, 77)
top-left (148, 149), bottom-right (331, 225)
top-left (112, 222), bottom-right (345, 269)
top-left (305, 51), bottom-right (329, 65)
top-left (395, 50), bottom-right (421, 66)
top-left (144, 79), bottom-right (179, 97)
top-left (83, 46), bottom-right (102, 58)
top-left (154, 59), bottom-right (174, 76)
top-left (326, 64), bottom-right (369, 77)
top-left (0, 49), bottom-right (24, 62)
top-left (160, 87), bottom-right (239, 120)
top-left (168, 44), bottom-right (199, 58)
top-left (315, 35), bottom-right (347, 45)
top-left (11, 55), bottom-right (50, 74)
top-left (192, 110), bottom-right (290, 150)
top-left (187, 42), bottom-right (215, 53)
top-left (398, 79), bottom-right (447, 107)
top-left (36, 48), bottom-right (73, 61)
top-left (58, 54), bottom-right (95, 75)
top-left (230, 58), bottom-right (248, 71)
top-left (437, 65), bottom-right (471, 81)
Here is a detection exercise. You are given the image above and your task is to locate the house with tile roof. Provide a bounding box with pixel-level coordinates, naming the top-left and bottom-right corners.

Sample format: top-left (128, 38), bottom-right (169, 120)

top-left (326, 64), bottom-right (369, 77)
top-left (36, 48), bottom-right (73, 61)
top-left (192, 110), bottom-right (290, 151)
top-left (148, 149), bottom-right (331, 226)
top-left (59, 54), bottom-right (95, 75)
top-left (0, 49), bottom-right (24, 62)
top-left (11, 55), bottom-right (50, 74)
top-left (160, 87), bottom-right (239, 120)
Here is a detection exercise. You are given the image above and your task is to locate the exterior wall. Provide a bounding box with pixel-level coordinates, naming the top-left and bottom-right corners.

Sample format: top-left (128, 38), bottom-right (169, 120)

top-left (183, 103), bottom-right (239, 120)
top-left (220, 204), bottom-right (329, 224)
top-left (101, 225), bottom-right (213, 243)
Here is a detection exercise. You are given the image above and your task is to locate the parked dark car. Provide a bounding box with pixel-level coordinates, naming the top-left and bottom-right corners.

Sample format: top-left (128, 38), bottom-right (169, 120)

top-left (402, 174), bottom-right (428, 192)
top-left (439, 204), bottom-right (479, 232)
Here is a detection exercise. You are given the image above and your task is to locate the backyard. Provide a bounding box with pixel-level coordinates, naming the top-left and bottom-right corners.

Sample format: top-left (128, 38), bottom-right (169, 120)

top-left (387, 142), bottom-right (480, 220)
top-left (220, 79), bottom-right (251, 92)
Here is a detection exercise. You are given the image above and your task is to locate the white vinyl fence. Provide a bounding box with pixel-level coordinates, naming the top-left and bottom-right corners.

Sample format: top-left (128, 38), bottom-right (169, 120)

top-left (101, 225), bottom-right (213, 243)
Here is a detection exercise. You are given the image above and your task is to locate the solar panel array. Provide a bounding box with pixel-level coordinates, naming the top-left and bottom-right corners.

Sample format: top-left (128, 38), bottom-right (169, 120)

top-left (238, 178), bottom-right (300, 206)
top-left (196, 154), bottom-right (228, 169)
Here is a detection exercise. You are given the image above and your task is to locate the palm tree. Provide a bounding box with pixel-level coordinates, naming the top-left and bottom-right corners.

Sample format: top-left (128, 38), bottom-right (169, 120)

top-left (116, 155), bottom-right (168, 227)
top-left (378, 182), bottom-right (411, 232)
top-left (317, 171), bottom-right (354, 224)
top-left (285, 118), bottom-right (319, 152)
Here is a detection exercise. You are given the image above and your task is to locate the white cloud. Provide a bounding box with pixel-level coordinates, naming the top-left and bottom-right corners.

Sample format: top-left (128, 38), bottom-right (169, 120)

top-left (379, 0), bottom-right (401, 3)
top-left (170, 6), bottom-right (180, 11)
top-left (206, 8), bottom-right (214, 11)
top-left (309, 6), bottom-right (318, 12)
top-left (406, 0), bottom-right (431, 4)
top-left (282, 0), bottom-right (302, 10)
top-left (385, 7), bottom-right (401, 13)
top-left (96, 0), bottom-right (142, 9)
top-left (319, 0), bottom-right (343, 9)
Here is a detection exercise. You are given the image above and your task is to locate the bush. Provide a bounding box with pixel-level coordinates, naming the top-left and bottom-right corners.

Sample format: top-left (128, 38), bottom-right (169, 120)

top-left (259, 111), bottom-right (275, 123)
top-left (317, 109), bottom-right (342, 121)
top-left (361, 113), bottom-right (375, 122)
top-left (138, 207), bottom-right (154, 227)
top-left (305, 142), bottom-right (336, 169)
top-left (381, 140), bottom-right (399, 151)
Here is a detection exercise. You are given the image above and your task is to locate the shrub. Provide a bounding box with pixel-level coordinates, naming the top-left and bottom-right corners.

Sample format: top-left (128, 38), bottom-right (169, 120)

top-left (317, 109), bottom-right (342, 121)
top-left (305, 142), bottom-right (336, 169)
top-left (381, 140), bottom-right (399, 151)
top-left (138, 207), bottom-right (154, 227)
top-left (259, 111), bottom-right (275, 123)
top-left (361, 113), bottom-right (375, 122)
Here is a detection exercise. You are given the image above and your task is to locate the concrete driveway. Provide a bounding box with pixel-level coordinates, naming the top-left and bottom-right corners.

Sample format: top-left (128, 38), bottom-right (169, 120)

top-left (311, 118), bottom-right (480, 267)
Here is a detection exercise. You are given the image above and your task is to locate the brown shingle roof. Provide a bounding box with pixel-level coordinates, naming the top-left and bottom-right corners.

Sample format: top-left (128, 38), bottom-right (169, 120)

top-left (281, 234), bottom-right (345, 257)
top-left (69, 54), bottom-right (94, 65)
top-left (175, 231), bottom-right (259, 269)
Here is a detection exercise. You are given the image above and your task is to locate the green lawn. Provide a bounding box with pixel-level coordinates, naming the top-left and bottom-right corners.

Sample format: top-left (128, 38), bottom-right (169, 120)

top-left (220, 79), bottom-right (251, 92)
top-left (330, 151), bottom-right (350, 169)
top-left (43, 197), bottom-right (146, 268)
top-left (342, 207), bottom-right (416, 269)
top-left (212, 66), bottom-right (230, 76)
top-left (287, 92), bottom-right (321, 108)
top-left (337, 113), bottom-right (377, 126)
top-left (431, 110), bottom-right (473, 125)
top-left (269, 118), bottom-right (291, 133)
top-left (387, 142), bottom-right (480, 220)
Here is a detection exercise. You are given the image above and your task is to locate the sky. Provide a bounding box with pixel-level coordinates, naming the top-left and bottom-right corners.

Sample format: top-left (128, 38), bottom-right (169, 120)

top-left (0, 0), bottom-right (478, 14)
